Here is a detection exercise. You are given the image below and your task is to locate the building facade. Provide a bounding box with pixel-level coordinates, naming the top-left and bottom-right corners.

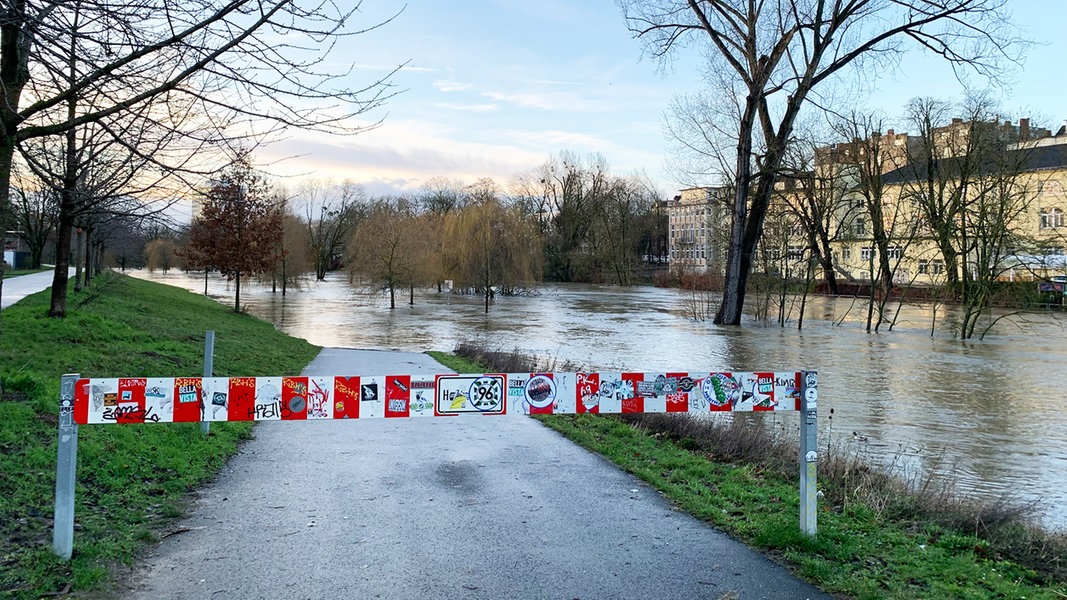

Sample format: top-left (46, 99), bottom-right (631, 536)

top-left (666, 186), bottom-right (728, 274)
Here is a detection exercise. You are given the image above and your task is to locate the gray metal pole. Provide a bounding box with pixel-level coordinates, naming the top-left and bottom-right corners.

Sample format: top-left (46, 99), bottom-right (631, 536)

top-left (798, 370), bottom-right (818, 537)
top-left (201, 331), bottom-right (215, 434)
top-left (53, 373), bottom-right (80, 560)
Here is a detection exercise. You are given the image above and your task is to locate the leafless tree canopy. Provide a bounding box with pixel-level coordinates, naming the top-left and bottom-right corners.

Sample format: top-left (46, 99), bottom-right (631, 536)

top-left (619, 0), bottom-right (1020, 325)
top-left (0, 0), bottom-right (403, 322)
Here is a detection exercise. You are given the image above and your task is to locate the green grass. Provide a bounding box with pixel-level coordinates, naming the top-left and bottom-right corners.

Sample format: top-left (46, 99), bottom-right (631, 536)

top-left (425, 351), bottom-right (481, 374)
top-left (441, 347), bottom-right (1067, 600)
top-left (3, 267), bottom-right (51, 278)
top-left (538, 415), bottom-right (1066, 600)
top-left (0, 271), bottom-right (320, 598)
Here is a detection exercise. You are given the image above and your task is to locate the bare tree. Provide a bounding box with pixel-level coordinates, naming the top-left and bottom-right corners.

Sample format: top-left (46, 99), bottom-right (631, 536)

top-left (0, 0), bottom-right (400, 323)
top-left (620, 0), bottom-right (1018, 325)
top-left (831, 112), bottom-right (922, 332)
top-left (299, 180), bottom-right (368, 280)
top-left (419, 177), bottom-right (469, 215)
top-left (9, 168), bottom-right (58, 269)
top-left (347, 197), bottom-right (423, 309)
top-left (778, 136), bottom-right (851, 296)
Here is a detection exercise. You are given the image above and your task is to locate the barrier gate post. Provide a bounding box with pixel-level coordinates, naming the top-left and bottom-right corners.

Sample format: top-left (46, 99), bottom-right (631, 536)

top-left (53, 373), bottom-right (80, 560)
top-left (201, 331), bottom-right (215, 435)
top-left (799, 370), bottom-right (818, 537)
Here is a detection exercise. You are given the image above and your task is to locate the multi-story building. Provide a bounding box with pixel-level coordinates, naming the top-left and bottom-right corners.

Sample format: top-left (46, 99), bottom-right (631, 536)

top-left (670, 118), bottom-right (1067, 285)
top-left (814, 119), bottom-right (1067, 285)
top-left (666, 186), bottom-right (728, 274)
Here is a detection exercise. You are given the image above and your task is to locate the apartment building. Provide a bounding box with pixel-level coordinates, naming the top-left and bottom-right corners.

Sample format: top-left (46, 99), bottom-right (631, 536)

top-left (666, 186), bottom-right (728, 274)
top-left (667, 118), bottom-right (1067, 285)
top-left (821, 120), bottom-right (1067, 284)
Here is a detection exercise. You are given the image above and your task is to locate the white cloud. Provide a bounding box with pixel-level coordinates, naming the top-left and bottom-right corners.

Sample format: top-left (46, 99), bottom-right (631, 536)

top-left (480, 90), bottom-right (556, 110)
top-left (433, 102), bottom-right (499, 113)
top-left (433, 80), bottom-right (472, 92)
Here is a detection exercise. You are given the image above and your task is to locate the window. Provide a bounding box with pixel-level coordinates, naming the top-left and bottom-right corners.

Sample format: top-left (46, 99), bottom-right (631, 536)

top-left (853, 217), bottom-right (867, 235)
top-left (886, 247), bottom-right (903, 260)
top-left (787, 246), bottom-right (805, 260)
top-left (1041, 208), bottom-right (1064, 229)
top-left (840, 246), bottom-right (851, 260)
top-left (919, 259), bottom-right (945, 275)
top-left (860, 247), bottom-right (873, 261)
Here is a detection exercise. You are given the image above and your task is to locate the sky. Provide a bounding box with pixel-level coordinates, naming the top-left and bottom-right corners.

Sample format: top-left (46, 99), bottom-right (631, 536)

top-left (256, 0), bottom-right (1067, 201)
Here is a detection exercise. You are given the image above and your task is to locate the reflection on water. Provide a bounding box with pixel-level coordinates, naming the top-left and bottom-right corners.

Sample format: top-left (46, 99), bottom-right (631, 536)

top-left (132, 270), bottom-right (1067, 531)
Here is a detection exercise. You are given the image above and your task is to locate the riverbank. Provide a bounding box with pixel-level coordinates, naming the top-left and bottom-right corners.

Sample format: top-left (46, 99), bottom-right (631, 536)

top-left (4, 272), bottom-right (1064, 598)
top-left (440, 344), bottom-right (1067, 599)
top-left (0, 272), bottom-right (320, 597)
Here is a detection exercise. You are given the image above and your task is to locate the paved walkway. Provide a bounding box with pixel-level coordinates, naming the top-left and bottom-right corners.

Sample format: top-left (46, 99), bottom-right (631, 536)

top-left (121, 348), bottom-right (830, 600)
top-left (1, 268), bottom-right (72, 309)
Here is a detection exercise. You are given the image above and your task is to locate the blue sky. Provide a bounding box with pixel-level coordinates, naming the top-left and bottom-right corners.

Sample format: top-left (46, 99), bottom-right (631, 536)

top-left (259, 0), bottom-right (1067, 200)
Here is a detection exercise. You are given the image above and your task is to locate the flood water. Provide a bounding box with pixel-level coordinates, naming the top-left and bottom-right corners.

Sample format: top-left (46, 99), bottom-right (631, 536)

top-left (132, 270), bottom-right (1067, 531)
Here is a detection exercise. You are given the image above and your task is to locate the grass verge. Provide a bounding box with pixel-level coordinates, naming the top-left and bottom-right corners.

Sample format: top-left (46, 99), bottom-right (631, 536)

top-left (448, 343), bottom-right (1067, 600)
top-left (0, 271), bottom-right (320, 598)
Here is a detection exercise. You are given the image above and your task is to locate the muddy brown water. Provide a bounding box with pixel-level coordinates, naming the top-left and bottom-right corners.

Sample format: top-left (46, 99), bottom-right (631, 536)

top-left (133, 270), bottom-right (1067, 531)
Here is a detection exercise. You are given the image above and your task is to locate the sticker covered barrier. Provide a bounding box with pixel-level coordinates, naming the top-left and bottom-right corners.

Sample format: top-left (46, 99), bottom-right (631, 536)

top-left (72, 371), bottom-right (805, 424)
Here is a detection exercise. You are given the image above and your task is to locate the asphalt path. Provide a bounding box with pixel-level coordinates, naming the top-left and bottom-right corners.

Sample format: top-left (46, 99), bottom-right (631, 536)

top-left (123, 348), bottom-right (831, 600)
top-left (1, 269), bottom-right (71, 309)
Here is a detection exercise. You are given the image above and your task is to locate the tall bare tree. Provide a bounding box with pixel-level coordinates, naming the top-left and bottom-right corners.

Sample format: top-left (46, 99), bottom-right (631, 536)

top-left (347, 197), bottom-right (423, 309)
top-left (299, 180), bottom-right (368, 280)
top-left (621, 0), bottom-right (1017, 325)
top-left (8, 168), bottom-right (58, 269)
top-left (0, 0), bottom-right (400, 323)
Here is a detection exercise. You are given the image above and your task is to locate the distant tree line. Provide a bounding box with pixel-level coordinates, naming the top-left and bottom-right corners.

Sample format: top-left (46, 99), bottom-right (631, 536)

top-left (129, 152), bottom-right (667, 312)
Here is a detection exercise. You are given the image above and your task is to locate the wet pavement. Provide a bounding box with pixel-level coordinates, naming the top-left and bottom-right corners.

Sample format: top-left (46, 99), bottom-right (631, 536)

top-left (122, 348), bottom-right (830, 600)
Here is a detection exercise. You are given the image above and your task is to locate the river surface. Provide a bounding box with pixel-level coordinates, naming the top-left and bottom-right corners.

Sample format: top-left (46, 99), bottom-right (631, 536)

top-left (131, 270), bottom-right (1067, 531)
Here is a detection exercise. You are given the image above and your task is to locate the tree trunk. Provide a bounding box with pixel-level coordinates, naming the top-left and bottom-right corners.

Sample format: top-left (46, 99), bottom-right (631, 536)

top-left (234, 271), bottom-right (241, 313)
top-left (0, 0), bottom-right (32, 332)
top-left (281, 256), bottom-right (287, 296)
top-left (83, 229), bottom-right (93, 288)
top-left (73, 229), bottom-right (84, 292)
top-left (48, 215), bottom-right (74, 317)
top-left (714, 98), bottom-right (758, 326)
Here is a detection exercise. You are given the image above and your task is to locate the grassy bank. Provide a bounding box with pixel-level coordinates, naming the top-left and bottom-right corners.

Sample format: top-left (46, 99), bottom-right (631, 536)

top-left (437, 345), bottom-right (1067, 600)
top-left (0, 271), bottom-right (320, 598)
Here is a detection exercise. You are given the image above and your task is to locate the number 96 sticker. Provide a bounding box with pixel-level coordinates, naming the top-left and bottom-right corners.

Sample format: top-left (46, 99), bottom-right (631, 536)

top-left (435, 375), bottom-right (507, 416)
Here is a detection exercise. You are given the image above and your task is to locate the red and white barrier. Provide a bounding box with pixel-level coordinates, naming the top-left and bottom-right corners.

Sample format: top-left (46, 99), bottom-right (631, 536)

top-left (72, 371), bottom-right (805, 424)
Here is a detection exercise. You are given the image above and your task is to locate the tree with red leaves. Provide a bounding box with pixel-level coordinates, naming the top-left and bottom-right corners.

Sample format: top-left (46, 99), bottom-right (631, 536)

top-left (185, 155), bottom-right (282, 313)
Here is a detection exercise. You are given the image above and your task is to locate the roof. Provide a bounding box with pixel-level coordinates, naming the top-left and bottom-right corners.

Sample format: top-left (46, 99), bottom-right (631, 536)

top-left (882, 143), bottom-right (1067, 184)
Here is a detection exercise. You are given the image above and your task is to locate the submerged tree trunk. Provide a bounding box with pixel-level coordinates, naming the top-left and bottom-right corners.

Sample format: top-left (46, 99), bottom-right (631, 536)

top-left (234, 271), bottom-right (242, 313)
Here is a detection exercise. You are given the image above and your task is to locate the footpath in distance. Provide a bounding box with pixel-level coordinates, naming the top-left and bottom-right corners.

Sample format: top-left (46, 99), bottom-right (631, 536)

top-left (121, 348), bottom-right (831, 600)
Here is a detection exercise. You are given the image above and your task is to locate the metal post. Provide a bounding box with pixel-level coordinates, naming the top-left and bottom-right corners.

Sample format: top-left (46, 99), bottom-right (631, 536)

top-left (201, 331), bottom-right (215, 434)
top-left (798, 370), bottom-right (818, 537)
top-left (54, 373), bottom-right (80, 560)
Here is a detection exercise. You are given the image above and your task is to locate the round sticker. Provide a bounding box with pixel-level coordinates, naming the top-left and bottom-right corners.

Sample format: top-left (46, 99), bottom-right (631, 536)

top-left (467, 377), bottom-right (502, 412)
top-left (524, 375), bottom-right (556, 409)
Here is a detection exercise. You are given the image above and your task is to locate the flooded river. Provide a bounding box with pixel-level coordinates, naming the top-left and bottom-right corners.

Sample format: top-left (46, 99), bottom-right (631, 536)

top-left (132, 270), bottom-right (1067, 531)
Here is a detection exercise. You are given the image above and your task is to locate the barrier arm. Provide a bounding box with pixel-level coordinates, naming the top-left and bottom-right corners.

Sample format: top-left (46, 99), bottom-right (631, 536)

top-left (54, 369), bottom-right (818, 557)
